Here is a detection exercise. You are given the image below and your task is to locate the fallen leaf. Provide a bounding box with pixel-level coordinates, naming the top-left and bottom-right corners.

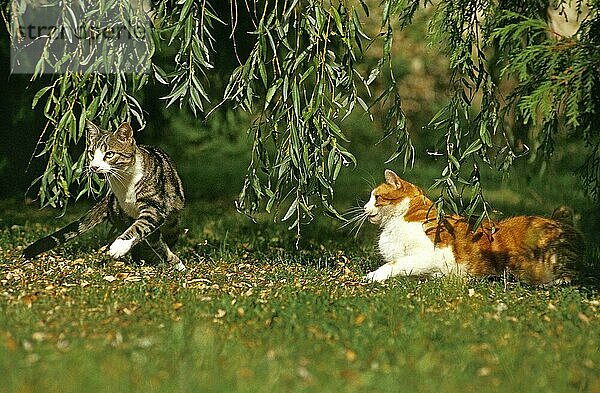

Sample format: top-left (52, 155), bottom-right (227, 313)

top-left (297, 366), bottom-right (313, 382)
top-left (478, 367), bottom-right (492, 377)
top-left (4, 335), bottom-right (17, 352)
top-left (22, 294), bottom-right (38, 307)
top-left (345, 349), bottom-right (357, 362)
top-left (578, 313), bottom-right (590, 324)
top-left (354, 314), bottom-right (366, 326)
top-left (583, 359), bottom-right (596, 369)
top-left (32, 332), bottom-right (46, 342)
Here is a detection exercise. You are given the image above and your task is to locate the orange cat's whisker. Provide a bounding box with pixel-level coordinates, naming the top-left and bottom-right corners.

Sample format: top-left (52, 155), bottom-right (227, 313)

top-left (340, 206), bottom-right (369, 237)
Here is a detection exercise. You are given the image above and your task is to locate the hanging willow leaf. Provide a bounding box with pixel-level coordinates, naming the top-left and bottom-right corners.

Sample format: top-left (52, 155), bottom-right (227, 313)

top-left (8, 0), bottom-right (600, 235)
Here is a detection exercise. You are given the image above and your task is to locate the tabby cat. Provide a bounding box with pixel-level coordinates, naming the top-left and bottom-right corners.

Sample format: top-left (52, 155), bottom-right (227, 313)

top-left (360, 170), bottom-right (584, 284)
top-left (22, 121), bottom-right (186, 271)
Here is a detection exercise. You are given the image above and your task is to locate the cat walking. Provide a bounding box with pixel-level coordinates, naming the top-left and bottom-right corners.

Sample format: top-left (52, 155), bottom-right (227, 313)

top-left (361, 170), bottom-right (584, 284)
top-left (23, 121), bottom-right (186, 272)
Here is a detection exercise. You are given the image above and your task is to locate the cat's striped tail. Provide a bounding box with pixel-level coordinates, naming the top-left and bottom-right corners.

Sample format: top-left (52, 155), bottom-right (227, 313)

top-left (22, 221), bottom-right (81, 259)
top-left (22, 198), bottom-right (109, 259)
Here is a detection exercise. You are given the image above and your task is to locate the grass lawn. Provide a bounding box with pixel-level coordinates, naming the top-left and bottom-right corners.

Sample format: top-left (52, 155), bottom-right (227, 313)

top-left (1, 169), bottom-right (599, 392)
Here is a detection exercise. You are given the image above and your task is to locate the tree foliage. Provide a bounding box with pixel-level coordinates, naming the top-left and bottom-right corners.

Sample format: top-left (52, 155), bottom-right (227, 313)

top-left (4, 0), bottom-right (600, 232)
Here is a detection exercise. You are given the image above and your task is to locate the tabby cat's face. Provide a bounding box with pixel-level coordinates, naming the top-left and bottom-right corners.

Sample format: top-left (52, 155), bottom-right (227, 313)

top-left (364, 170), bottom-right (423, 225)
top-left (86, 121), bottom-right (136, 175)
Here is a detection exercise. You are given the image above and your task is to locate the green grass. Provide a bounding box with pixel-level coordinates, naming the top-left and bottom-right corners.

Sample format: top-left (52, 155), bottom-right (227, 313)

top-left (1, 183), bottom-right (599, 393)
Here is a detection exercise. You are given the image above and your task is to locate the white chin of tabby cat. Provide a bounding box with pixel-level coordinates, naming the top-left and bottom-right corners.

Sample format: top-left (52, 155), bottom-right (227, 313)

top-left (364, 196), bottom-right (465, 282)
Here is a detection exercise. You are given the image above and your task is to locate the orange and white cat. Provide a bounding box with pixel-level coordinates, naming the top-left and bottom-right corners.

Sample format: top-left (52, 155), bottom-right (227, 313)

top-left (361, 170), bottom-right (584, 284)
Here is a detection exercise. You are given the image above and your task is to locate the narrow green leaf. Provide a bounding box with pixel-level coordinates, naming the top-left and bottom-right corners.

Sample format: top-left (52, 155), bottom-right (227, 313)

top-left (264, 80), bottom-right (282, 110)
top-left (32, 86), bottom-right (53, 109)
top-left (462, 140), bottom-right (483, 157)
top-left (282, 198), bottom-right (299, 221)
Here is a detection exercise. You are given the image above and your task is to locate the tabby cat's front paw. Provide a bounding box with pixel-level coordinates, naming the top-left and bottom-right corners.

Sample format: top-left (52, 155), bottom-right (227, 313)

top-left (174, 261), bottom-right (186, 272)
top-left (108, 238), bottom-right (135, 258)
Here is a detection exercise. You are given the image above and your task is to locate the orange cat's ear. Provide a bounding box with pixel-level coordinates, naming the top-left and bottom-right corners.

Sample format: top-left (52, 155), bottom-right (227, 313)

top-left (115, 122), bottom-right (134, 142)
top-left (384, 169), bottom-right (404, 189)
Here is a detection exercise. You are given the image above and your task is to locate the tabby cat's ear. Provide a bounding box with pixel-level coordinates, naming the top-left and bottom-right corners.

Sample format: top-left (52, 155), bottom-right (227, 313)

top-left (85, 120), bottom-right (101, 140)
top-left (384, 169), bottom-right (403, 189)
top-left (115, 122), bottom-right (134, 142)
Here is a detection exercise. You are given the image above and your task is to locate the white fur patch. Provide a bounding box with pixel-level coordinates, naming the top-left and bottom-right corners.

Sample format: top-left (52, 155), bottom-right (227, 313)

top-left (366, 203), bottom-right (464, 281)
top-left (364, 192), bottom-right (376, 215)
top-left (90, 149), bottom-right (111, 173)
top-left (109, 154), bottom-right (143, 218)
top-left (108, 237), bottom-right (136, 258)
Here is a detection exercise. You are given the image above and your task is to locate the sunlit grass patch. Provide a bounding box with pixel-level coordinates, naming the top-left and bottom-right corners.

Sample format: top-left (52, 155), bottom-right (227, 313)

top-left (0, 198), bottom-right (599, 392)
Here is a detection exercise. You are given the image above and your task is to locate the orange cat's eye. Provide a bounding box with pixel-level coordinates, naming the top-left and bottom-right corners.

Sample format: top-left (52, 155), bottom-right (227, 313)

top-left (104, 151), bottom-right (115, 159)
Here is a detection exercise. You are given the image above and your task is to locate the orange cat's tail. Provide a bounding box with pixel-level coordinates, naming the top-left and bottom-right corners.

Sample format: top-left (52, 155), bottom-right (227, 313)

top-left (549, 205), bottom-right (585, 283)
top-left (551, 205), bottom-right (575, 225)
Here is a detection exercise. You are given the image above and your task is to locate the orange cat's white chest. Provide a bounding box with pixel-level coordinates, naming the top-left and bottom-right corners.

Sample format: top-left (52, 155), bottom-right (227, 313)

top-left (109, 157), bottom-right (143, 219)
top-left (379, 217), bottom-right (433, 258)
top-left (368, 198), bottom-right (464, 281)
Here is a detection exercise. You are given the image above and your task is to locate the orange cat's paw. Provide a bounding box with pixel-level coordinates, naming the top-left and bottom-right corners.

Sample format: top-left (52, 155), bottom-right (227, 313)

top-left (365, 266), bottom-right (393, 282)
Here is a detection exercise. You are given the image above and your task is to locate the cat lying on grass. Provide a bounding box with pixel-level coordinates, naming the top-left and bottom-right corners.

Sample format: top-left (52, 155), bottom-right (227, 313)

top-left (23, 121), bottom-right (186, 272)
top-left (353, 170), bottom-right (584, 285)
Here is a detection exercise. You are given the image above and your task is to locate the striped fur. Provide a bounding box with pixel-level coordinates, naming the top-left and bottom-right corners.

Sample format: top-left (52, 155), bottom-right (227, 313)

top-left (363, 170), bottom-right (585, 284)
top-left (23, 121), bottom-right (186, 271)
